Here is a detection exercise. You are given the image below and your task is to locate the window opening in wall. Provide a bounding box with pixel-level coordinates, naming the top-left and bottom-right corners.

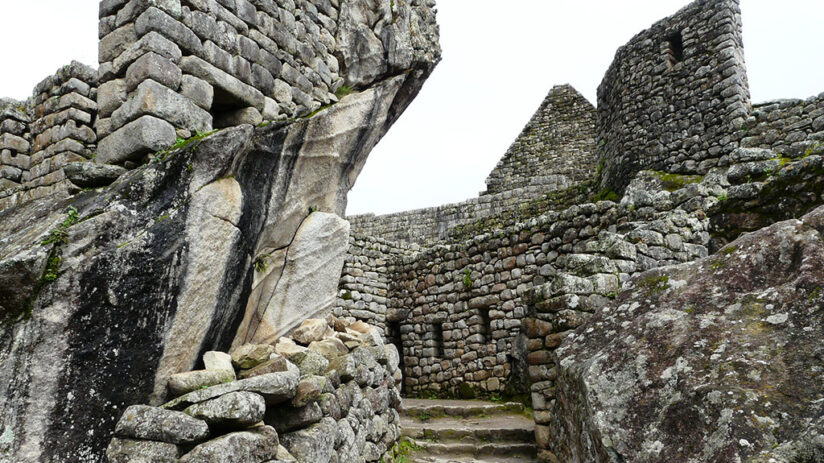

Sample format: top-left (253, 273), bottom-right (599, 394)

top-left (665, 31), bottom-right (685, 68)
top-left (433, 323), bottom-right (444, 358)
top-left (478, 306), bottom-right (491, 342)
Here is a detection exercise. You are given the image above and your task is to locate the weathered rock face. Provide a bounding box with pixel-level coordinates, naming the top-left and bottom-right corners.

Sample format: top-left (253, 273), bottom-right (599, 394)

top-left (548, 206), bottom-right (824, 463)
top-left (0, 22), bottom-right (439, 461)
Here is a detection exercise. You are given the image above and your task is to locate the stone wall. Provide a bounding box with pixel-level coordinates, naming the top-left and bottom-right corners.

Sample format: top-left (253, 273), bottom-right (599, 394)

top-left (0, 62), bottom-right (99, 211)
top-left (334, 234), bottom-right (418, 334)
top-left (741, 93), bottom-right (824, 157)
top-left (597, 0), bottom-right (750, 192)
top-left (105, 317), bottom-right (403, 462)
top-left (337, 171), bottom-right (719, 397)
top-left (347, 183), bottom-right (577, 245)
top-left (96, 0), bottom-right (440, 163)
top-left (484, 84), bottom-right (596, 195)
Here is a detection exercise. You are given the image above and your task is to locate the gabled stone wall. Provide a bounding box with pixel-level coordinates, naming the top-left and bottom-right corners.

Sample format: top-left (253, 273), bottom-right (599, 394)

top-left (597, 0), bottom-right (750, 192)
top-left (484, 84), bottom-right (597, 195)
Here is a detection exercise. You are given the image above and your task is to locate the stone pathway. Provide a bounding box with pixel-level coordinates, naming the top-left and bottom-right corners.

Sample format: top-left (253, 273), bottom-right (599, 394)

top-left (400, 399), bottom-right (537, 463)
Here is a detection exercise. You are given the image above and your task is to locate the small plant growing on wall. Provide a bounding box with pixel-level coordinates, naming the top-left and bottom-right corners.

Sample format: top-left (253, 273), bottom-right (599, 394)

top-left (462, 268), bottom-right (472, 289)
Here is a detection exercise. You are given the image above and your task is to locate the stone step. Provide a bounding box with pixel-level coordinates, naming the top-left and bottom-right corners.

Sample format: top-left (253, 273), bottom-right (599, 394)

top-left (401, 398), bottom-right (527, 420)
top-left (409, 441), bottom-right (537, 461)
top-left (401, 415), bottom-right (535, 444)
top-left (411, 456), bottom-right (537, 463)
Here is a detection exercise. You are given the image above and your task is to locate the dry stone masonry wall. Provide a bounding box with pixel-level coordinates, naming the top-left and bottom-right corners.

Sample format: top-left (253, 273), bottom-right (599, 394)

top-left (106, 317), bottom-right (404, 463)
top-left (0, 62), bottom-right (99, 210)
top-left (597, 0), bottom-right (750, 192)
top-left (96, 0), bottom-right (440, 164)
top-left (484, 84), bottom-right (597, 195)
top-left (741, 94), bottom-right (824, 157)
top-left (336, 173), bottom-right (719, 397)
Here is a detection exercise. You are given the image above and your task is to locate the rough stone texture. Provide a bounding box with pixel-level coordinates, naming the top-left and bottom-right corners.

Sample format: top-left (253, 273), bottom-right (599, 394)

top-left (0, 61), bottom-right (437, 462)
top-left (107, 316), bottom-right (403, 463)
top-left (113, 405), bottom-right (209, 444)
top-left (484, 85), bottom-right (596, 195)
top-left (95, 0), bottom-right (441, 161)
top-left (168, 369), bottom-right (236, 396)
top-left (184, 391), bottom-right (266, 428)
top-left (63, 162), bottom-right (127, 188)
top-left (178, 425), bottom-right (279, 463)
top-left (545, 206), bottom-right (824, 463)
top-left (105, 437), bottom-right (179, 463)
top-left (597, 0), bottom-right (750, 192)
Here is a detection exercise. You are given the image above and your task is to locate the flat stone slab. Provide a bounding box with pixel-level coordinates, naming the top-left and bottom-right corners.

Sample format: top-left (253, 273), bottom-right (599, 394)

top-left (63, 162), bottom-right (127, 188)
top-left (164, 363), bottom-right (300, 410)
top-left (114, 405), bottom-right (209, 444)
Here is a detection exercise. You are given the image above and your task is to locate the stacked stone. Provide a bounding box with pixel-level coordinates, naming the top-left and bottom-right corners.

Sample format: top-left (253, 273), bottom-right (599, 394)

top-left (347, 182), bottom-right (584, 245)
top-left (95, 0), bottom-right (342, 165)
top-left (597, 0), bottom-right (751, 192)
top-left (106, 316), bottom-right (403, 463)
top-left (710, 146), bottom-right (824, 250)
top-left (484, 84), bottom-right (597, 196)
top-left (94, 0), bottom-right (441, 165)
top-left (334, 234), bottom-right (419, 335)
top-left (340, 171), bottom-right (721, 397)
top-left (24, 62), bottom-right (98, 197)
top-left (740, 93), bottom-right (824, 158)
top-left (0, 99), bottom-right (31, 191)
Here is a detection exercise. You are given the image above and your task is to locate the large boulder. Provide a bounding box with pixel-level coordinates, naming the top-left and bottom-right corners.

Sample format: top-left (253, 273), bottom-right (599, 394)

top-left (549, 206), bottom-right (824, 462)
top-left (0, 60), bottom-right (439, 463)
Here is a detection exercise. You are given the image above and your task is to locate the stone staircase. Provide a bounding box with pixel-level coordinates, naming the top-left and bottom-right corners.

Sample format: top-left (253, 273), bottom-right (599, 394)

top-left (400, 399), bottom-right (537, 463)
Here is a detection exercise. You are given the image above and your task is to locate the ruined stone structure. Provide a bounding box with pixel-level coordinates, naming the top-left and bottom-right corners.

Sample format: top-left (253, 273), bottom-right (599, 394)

top-left (338, 0), bottom-right (824, 461)
top-left (2, 0), bottom-right (824, 461)
top-left (596, 0), bottom-right (750, 192)
top-left (0, 0), bottom-right (440, 462)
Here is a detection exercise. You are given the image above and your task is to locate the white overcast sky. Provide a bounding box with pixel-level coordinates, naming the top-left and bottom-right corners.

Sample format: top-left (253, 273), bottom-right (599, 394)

top-left (0, 1), bottom-right (821, 216)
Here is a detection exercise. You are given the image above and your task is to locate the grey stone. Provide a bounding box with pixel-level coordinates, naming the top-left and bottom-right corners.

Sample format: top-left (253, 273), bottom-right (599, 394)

top-left (106, 437), bottom-right (179, 463)
top-left (215, 107), bottom-right (263, 128)
top-left (184, 391), bottom-right (266, 428)
top-left (290, 375), bottom-right (326, 407)
top-left (280, 417), bottom-right (337, 463)
top-left (232, 344), bottom-right (276, 370)
top-left (181, 74), bottom-right (214, 110)
top-left (114, 405), bottom-right (209, 444)
top-left (135, 7), bottom-right (202, 54)
top-left (96, 115), bottom-right (177, 163)
top-left (165, 362), bottom-right (300, 409)
top-left (97, 79), bottom-right (128, 117)
top-left (265, 402), bottom-right (323, 433)
top-left (203, 351), bottom-right (234, 371)
top-left (179, 425), bottom-right (279, 463)
top-left (179, 56), bottom-right (265, 111)
top-left (99, 24), bottom-right (137, 63)
top-left (63, 162), bottom-right (127, 188)
top-left (289, 350), bottom-right (329, 377)
top-left (112, 31), bottom-right (183, 76)
top-left (111, 79), bottom-right (212, 133)
top-left (239, 355), bottom-right (289, 380)
top-left (168, 369), bottom-right (236, 396)
top-left (125, 52), bottom-right (183, 92)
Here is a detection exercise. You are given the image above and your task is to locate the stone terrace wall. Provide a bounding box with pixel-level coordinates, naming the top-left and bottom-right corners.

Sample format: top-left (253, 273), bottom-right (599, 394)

top-left (0, 62), bottom-right (98, 211)
top-left (484, 84), bottom-right (596, 195)
top-left (597, 0), bottom-right (750, 192)
top-left (348, 183), bottom-right (575, 245)
top-left (741, 93), bottom-right (824, 157)
top-left (96, 0), bottom-right (440, 164)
